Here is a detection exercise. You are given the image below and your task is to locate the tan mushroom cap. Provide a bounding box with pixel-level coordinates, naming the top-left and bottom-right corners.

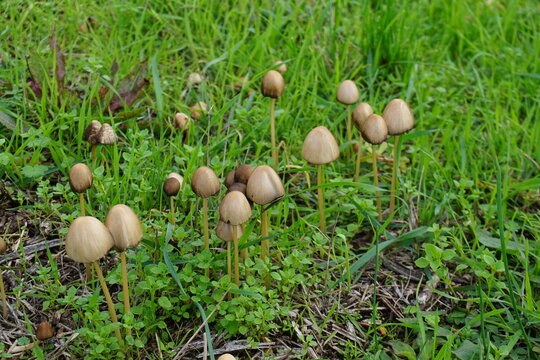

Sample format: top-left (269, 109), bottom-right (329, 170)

top-left (336, 80), bottom-right (359, 105)
top-left (65, 216), bottom-right (114, 264)
top-left (217, 354), bottom-right (236, 360)
top-left (97, 123), bottom-right (117, 145)
top-left (0, 238), bottom-right (6, 254)
top-left (361, 114), bottom-right (388, 145)
top-left (69, 163), bottom-right (93, 193)
top-left (191, 166), bottom-right (220, 198)
top-left (173, 112), bottom-right (190, 131)
top-left (261, 70), bottom-right (285, 99)
top-left (188, 72), bottom-right (203, 85)
top-left (36, 322), bottom-right (55, 341)
top-left (189, 101), bottom-right (207, 120)
top-left (234, 164), bottom-right (254, 184)
top-left (302, 126), bottom-right (340, 165)
top-left (382, 99), bottom-right (414, 135)
top-left (228, 182), bottom-right (247, 196)
top-left (167, 172), bottom-right (184, 188)
top-left (224, 170), bottom-right (236, 188)
top-left (84, 120), bottom-right (102, 145)
top-left (273, 60), bottom-right (287, 73)
top-left (352, 102), bottom-right (374, 131)
top-left (163, 177), bottom-right (181, 196)
top-left (246, 165), bottom-right (285, 205)
top-left (105, 204), bottom-right (143, 252)
top-left (219, 191), bottom-right (252, 225)
top-left (215, 221), bottom-right (243, 242)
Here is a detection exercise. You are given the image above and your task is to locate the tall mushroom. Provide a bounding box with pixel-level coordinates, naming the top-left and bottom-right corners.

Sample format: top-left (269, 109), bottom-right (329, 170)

top-left (352, 103), bottom-right (374, 182)
top-left (104, 204), bottom-right (142, 337)
top-left (246, 165), bottom-right (285, 286)
top-left (382, 99), bottom-right (414, 214)
top-left (0, 238), bottom-right (7, 318)
top-left (191, 167), bottom-right (220, 276)
top-left (84, 120), bottom-right (101, 164)
top-left (302, 126), bottom-right (340, 232)
top-left (360, 114), bottom-right (388, 222)
top-left (69, 163), bottom-right (93, 216)
top-left (261, 70), bottom-right (285, 167)
top-left (219, 191), bottom-right (252, 286)
top-left (216, 221), bottom-right (243, 284)
top-left (336, 80), bottom-right (359, 160)
top-left (65, 216), bottom-right (120, 342)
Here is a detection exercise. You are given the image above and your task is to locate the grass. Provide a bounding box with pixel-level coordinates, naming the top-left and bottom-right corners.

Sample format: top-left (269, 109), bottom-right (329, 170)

top-left (0, 0), bottom-right (539, 358)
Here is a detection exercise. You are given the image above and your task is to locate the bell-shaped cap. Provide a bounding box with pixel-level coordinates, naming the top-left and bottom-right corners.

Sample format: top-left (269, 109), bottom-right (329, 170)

top-left (191, 166), bottom-right (220, 198)
top-left (361, 114), bottom-right (388, 145)
top-left (69, 163), bottom-right (93, 193)
top-left (84, 120), bottom-right (102, 145)
top-left (174, 112), bottom-right (190, 130)
top-left (167, 172), bottom-right (184, 188)
top-left (261, 70), bottom-right (285, 99)
top-left (36, 322), bottom-right (54, 341)
top-left (302, 126), bottom-right (340, 165)
top-left (217, 355), bottom-right (236, 360)
top-left (224, 170), bottom-right (236, 188)
top-left (353, 102), bottom-right (373, 131)
top-left (234, 164), bottom-right (254, 184)
top-left (0, 238), bottom-right (6, 254)
top-left (228, 182), bottom-right (247, 195)
top-left (97, 123), bottom-right (117, 145)
top-left (105, 204), bottom-right (143, 252)
top-left (219, 191), bottom-right (252, 225)
top-left (382, 99), bottom-right (414, 135)
top-left (189, 101), bottom-right (207, 120)
top-left (246, 165), bottom-right (284, 205)
top-left (215, 221), bottom-right (243, 242)
top-left (336, 80), bottom-right (359, 105)
top-left (274, 60), bottom-right (287, 73)
top-left (163, 177), bottom-right (181, 196)
top-left (65, 216), bottom-right (114, 263)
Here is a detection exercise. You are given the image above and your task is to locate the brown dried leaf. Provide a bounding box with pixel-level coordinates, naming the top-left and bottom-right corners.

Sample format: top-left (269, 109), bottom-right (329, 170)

top-left (49, 27), bottom-right (66, 92)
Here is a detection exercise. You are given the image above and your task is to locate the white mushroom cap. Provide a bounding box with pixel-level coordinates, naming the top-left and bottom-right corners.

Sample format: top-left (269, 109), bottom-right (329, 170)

top-left (65, 216), bottom-right (114, 264)
top-left (105, 204), bottom-right (143, 252)
top-left (336, 80), bottom-right (359, 105)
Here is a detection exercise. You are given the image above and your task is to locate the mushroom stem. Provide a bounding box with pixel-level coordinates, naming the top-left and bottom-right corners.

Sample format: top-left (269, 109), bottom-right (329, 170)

top-left (227, 241), bottom-right (232, 284)
top-left (0, 270), bottom-right (7, 318)
top-left (93, 261), bottom-right (122, 343)
top-left (202, 197), bottom-right (209, 277)
top-left (170, 196), bottom-right (176, 226)
top-left (91, 145), bottom-right (97, 167)
top-left (317, 164), bottom-right (326, 232)
top-left (372, 145), bottom-right (382, 222)
top-left (79, 193), bottom-right (86, 216)
top-left (232, 225), bottom-right (240, 287)
top-left (354, 137), bottom-right (363, 182)
top-left (120, 251), bottom-right (132, 337)
top-left (270, 98), bottom-right (277, 167)
top-left (261, 208), bottom-right (269, 287)
top-left (346, 105), bottom-right (352, 161)
top-left (389, 135), bottom-right (399, 215)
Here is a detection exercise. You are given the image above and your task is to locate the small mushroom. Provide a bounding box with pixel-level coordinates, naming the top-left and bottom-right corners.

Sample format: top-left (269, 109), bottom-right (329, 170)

top-left (360, 114), bottom-right (388, 221)
top-left (36, 322), bottom-right (54, 341)
top-left (302, 126), bottom-right (339, 232)
top-left (168, 172), bottom-right (184, 188)
top-left (261, 70), bottom-right (285, 167)
top-left (97, 123), bottom-right (117, 145)
top-left (352, 103), bottom-right (374, 182)
top-left (164, 177), bottom-right (181, 225)
top-left (174, 112), bottom-right (191, 131)
top-left (84, 120), bottom-right (102, 164)
top-left (69, 163), bottom-right (93, 216)
top-left (336, 80), bottom-right (360, 161)
top-left (382, 99), bottom-right (414, 215)
top-left (189, 101), bottom-right (207, 120)
top-left (188, 72), bottom-right (203, 85)
top-left (219, 191), bottom-right (252, 286)
top-left (273, 60), bottom-right (287, 73)
top-left (234, 164), bottom-right (254, 184)
top-left (224, 170), bottom-right (236, 188)
top-left (228, 182), bottom-right (247, 195)
top-left (0, 238), bottom-right (7, 318)
top-left (217, 354), bottom-right (236, 360)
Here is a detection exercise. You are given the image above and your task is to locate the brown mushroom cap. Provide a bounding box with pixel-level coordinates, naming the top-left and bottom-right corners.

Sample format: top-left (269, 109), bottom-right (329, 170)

top-left (336, 80), bottom-right (359, 105)
top-left (188, 73), bottom-right (203, 85)
top-left (353, 102), bottom-right (374, 131)
top-left (65, 216), bottom-right (114, 264)
top-left (174, 112), bottom-right (191, 131)
top-left (382, 99), bottom-right (414, 135)
top-left (273, 60), bottom-right (287, 73)
top-left (167, 172), bottom-right (184, 188)
top-left (97, 123), bottom-right (117, 145)
top-left (261, 70), bottom-right (285, 99)
top-left (105, 204), bottom-right (143, 252)
top-left (69, 163), bottom-right (93, 193)
top-left (224, 170), bottom-right (236, 188)
top-left (215, 221), bottom-right (243, 242)
top-left (0, 238), bottom-right (6, 254)
top-left (189, 102), bottom-right (207, 120)
top-left (361, 114), bottom-right (388, 145)
top-left (36, 322), bottom-right (54, 341)
top-left (246, 165), bottom-right (285, 205)
top-left (302, 126), bottom-right (340, 165)
top-left (217, 354), bottom-right (236, 360)
top-left (228, 182), bottom-right (247, 195)
top-left (163, 177), bottom-right (181, 197)
top-left (219, 191), bottom-right (252, 225)
top-left (84, 120), bottom-right (102, 145)
top-left (234, 164), bottom-right (254, 184)
top-left (191, 166), bottom-right (220, 198)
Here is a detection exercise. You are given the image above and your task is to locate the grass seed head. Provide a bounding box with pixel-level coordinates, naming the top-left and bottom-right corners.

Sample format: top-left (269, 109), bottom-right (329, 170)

top-left (191, 166), bottom-right (220, 198)
top-left (302, 126), bottom-right (340, 164)
top-left (105, 204), bottom-right (143, 252)
top-left (353, 102), bottom-right (374, 131)
top-left (382, 98), bottom-right (414, 135)
top-left (69, 163), bottom-right (93, 193)
top-left (361, 114), bottom-right (388, 145)
top-left (65, 216), bottom-right (113, 264)
top-left (261, 70), bottom-right (285, 98)
top-left (246, 165), bottom-right (285, 205)
top-left (219, 190), bottom-right (252, 225)
top-left (336, 80), bottom-right (359, 105)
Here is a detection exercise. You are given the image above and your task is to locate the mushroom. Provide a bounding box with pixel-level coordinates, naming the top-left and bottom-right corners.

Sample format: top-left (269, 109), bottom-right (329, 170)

top-left (302, 126), bottom-right (339, 232)
top-left (69, 163), bottom-right (93, 216)
top-left (224, 170), bottom-right (236, 188)
top-left (164, 175), bottom-right (182, 225)
top-left (382, 99), bottom-right (414, 215)
top-left (188, 72), bottom-right (203, 86)
top-left (0, 238), bottom-right (7, 317)
top-left (95, 123), bottom-right (117, 167)
top-left (216, 221), bottom-right (243, 284)
top-left (228, 182), bottom-right (247, 195)
top-left (360, 114), bottom-right (388, 221)
top-left (261, 70), bottom-right (285, 167)
top-left (219, 191), bottom-right (252, 286)
top-left (189, 101), bottom-right (207, 120)
top-left (217, 354), bottom-right (236, 360)
top-left (191, 166), bottom-right (220, 277)
top-left (336, 80), bottom-right (360, 160)
top-left (273, 60), bottom-right (287, 73)
top-left (352, 103), bottom-right (374, 182)
top-left (36, 321), bottom-right (54, 341)
top-left (246, 165), bottom-right (284, 286)
top-left (84, 120), bottom-right (102, 163)
top-left (105, 204), bottom-right (142, 337)
top-left (65, 216), bottom-right (121, 342)
top-left (234, 164), bottom-right (254, 184)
